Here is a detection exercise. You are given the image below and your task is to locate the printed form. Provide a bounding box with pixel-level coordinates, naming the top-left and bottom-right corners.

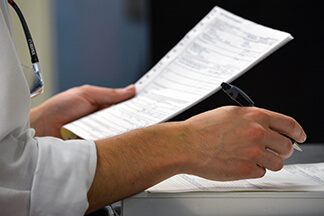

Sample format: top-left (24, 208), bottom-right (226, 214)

top-left (62, 6), bottom-right (292, 140)
top-left (148, 163), bottom-right (324, 193)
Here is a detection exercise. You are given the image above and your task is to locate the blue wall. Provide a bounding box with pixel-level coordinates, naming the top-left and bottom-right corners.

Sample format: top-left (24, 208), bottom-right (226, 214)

top-left (54, 0), bottom-right (150, 92)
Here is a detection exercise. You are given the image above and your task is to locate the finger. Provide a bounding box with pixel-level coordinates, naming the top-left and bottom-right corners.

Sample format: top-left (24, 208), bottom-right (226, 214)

top-left (84, 84), bottom-right (136, 106)
top-left (265, 130), bottom-right (294, 159)
top-left (257, 149), bottom-right (284, 172)
top-left (247, 164), bottom-right (267, 179)
top-left (264, 110), bottom-right (307, 143)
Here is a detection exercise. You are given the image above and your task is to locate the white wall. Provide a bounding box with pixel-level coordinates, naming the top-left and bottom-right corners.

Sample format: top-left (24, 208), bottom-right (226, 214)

top-left (10, 0), bottom-right (56, 107)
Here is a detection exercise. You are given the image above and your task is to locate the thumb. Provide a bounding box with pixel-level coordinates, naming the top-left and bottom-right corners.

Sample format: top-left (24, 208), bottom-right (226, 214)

top-left (90, 84), bottom-right (136, 107)
top-left (114, 84), bottom-right (136, 103)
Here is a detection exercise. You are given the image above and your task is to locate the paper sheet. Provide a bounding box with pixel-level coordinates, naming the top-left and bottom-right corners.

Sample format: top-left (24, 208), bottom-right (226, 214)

top-left (147, 163), bottom-right (324, 193)
top-left (62, 6), bottom-right (292, 140)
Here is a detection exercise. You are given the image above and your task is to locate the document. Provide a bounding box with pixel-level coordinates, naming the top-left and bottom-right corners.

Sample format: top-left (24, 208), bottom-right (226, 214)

top-left (61, 6), bottom-right (293, 140)
top-left (147, 163), bottom-right (324, 193)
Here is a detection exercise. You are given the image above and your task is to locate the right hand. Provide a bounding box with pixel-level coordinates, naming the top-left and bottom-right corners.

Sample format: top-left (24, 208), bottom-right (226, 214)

top-left (86, 106), bottom-right (306, 212)
top-left (178, 106), bottom-right (306, 181)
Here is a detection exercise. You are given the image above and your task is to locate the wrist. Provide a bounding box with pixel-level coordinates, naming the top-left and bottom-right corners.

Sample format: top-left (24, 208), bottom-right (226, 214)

top-left (140, 121), bottom-right (190, 176)
top-left (111, 121), bottom-right (190, 179)
top-left (29, 105), bottom-right (44, 136)
top-left (88, 122), bottom-right (190, 210)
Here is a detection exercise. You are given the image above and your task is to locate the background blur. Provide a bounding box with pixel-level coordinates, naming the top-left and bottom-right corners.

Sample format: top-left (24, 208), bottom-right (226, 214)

top-left (11, 0), bottom-right (322, 143)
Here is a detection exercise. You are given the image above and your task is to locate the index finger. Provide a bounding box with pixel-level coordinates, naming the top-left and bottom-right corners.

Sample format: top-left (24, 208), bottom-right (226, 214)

top-left (266, 110), bottom-right (307, 144)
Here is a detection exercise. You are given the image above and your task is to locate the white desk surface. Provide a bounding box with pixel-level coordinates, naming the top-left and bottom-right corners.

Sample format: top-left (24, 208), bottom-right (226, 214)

top-left (121, 144), bottom-right (324, 216)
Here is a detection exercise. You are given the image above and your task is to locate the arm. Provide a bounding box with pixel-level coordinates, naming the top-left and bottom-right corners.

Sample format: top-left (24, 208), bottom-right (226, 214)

top-left (86, 106), bottom-right (306, 213)
top-left (28, 83), bottom-right (306, 214)
top-left (1, 3), bottom-right (106, 214)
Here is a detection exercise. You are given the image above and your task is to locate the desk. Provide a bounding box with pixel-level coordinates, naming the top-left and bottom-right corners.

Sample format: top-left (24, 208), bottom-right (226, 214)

top-left (121, 144), bottom-right (324, 216)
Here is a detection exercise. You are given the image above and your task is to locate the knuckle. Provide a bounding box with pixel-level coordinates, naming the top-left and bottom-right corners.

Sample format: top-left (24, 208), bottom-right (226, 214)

top-left (287, 117), bottom-right (298, 131)
top-left (246, 107), bottom-right (267, 120)
top-left (247, 147), bottom-right (264, 160)
top-left (75, 85), bottom-right (96, 98)
top-left (79, 84), bottom-right (92, 92)
top-left (245, 124), bottom-right (267, 142)
top-left (108, 88), bottom-right (118, 95)
top-left (70, 85), bottom-right (91, 96)
top-left (281, 139), bottom-right (294, 159)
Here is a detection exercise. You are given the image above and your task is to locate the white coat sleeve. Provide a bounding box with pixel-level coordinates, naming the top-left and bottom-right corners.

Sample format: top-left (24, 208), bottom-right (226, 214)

top-left (0, 1), bottom-right (97, 215)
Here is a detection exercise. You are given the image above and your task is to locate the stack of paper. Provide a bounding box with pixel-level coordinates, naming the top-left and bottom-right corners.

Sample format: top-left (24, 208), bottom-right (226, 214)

top-left (61, 6), bottom-right (293, 140)
top-left (148, 163), bottom-right (324, 193)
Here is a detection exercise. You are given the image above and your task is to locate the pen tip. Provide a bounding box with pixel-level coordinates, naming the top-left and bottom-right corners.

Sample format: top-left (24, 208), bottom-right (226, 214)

top-left (293, 143), bottom-right (303, 152)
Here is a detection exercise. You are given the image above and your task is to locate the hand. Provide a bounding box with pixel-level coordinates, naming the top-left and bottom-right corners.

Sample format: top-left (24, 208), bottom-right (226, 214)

top-left (86, 105), bottom-right (306, 212)
top-left (179, 106), bottom-right (307, 181)
top-left (30, 84), bottom-right (136, 138)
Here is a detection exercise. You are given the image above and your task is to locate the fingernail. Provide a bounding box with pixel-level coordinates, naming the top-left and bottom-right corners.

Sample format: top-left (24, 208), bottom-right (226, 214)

top-left (302, 132), bottom-right (307, 142)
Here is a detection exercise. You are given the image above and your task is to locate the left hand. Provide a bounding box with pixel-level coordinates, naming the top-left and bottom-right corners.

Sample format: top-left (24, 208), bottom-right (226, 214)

top-left (30, 84), bottom-right (136, 138)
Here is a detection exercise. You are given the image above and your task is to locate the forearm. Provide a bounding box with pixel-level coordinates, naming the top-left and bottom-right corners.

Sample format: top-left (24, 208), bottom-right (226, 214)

top-left (86, 122), bottom-right (188, 213)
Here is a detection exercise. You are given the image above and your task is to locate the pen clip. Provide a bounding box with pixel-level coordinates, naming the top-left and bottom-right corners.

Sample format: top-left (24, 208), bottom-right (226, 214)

top-left (221, 82), bottom-right (302, 152)
top-left (221, 82), bottom-right (255, 107)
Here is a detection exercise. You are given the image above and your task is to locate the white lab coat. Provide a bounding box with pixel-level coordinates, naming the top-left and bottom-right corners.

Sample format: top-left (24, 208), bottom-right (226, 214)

top-left (0, 1), bottom-right (97, 215)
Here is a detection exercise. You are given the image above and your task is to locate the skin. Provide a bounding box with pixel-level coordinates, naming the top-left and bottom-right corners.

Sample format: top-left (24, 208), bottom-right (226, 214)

top-left (30, 84), bottom-right (136, 137)
top-left (30, 84), bottom-right (307, 214)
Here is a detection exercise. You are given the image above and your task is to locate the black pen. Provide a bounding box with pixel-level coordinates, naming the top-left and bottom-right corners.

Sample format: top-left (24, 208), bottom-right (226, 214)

top-left (221, 82), bottom-right (302, 152)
